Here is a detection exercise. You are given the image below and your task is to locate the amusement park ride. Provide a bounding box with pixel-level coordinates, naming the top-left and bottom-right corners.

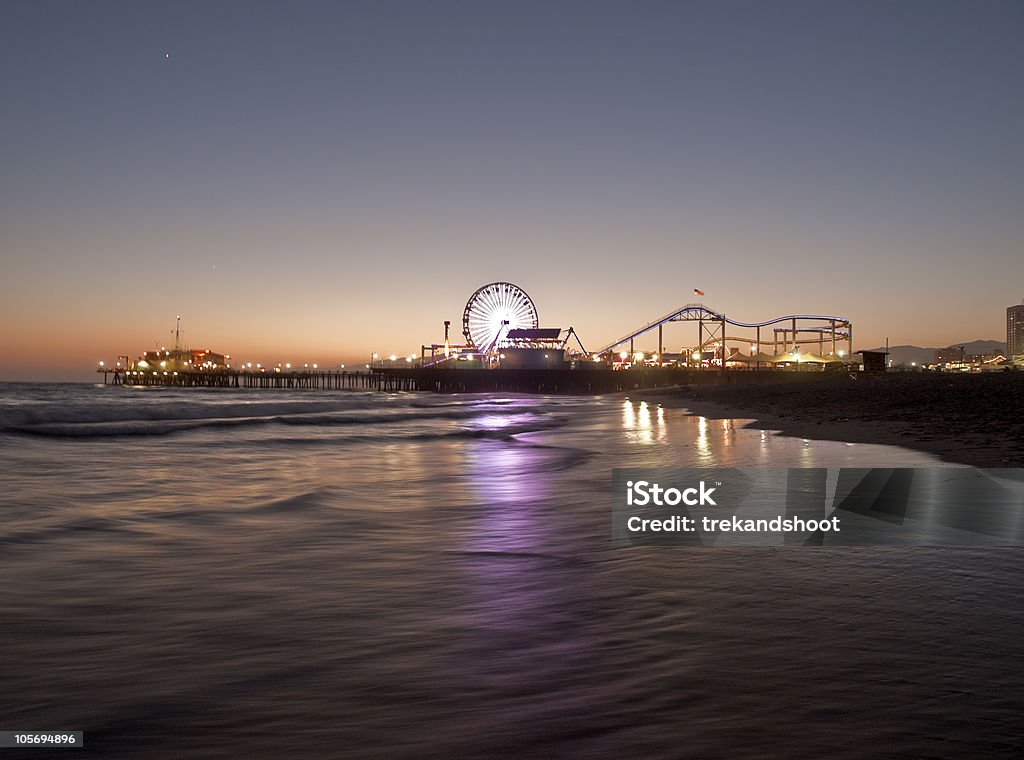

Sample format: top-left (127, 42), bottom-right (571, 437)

top-left (421, 282), bottom-right (587, 369)
top-left (422, 281), bottom-right (854, 370)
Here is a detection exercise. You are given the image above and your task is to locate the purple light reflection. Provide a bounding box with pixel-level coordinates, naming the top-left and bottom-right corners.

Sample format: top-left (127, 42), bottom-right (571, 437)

top-left (467, 413), bottom-right (525, 431)
top-left (463, 439), bottom-right (549, 553)
top-left (451, 436), bottom-right (599, 714)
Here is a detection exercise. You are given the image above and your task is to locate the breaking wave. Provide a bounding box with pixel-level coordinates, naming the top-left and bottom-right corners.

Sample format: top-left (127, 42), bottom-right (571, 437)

top-left (0, 386), bottom-right (580, 440)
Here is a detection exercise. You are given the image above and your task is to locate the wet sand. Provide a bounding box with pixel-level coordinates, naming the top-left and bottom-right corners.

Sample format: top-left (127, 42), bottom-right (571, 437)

top-left (638, 372), bottom-right (1024, 467)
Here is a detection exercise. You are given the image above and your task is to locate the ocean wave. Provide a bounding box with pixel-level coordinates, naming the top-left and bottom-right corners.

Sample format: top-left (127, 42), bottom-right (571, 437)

top-left (3, 405), bottom-right (550, 439)
top-left (409, 397), bottom-right (521, 408)
top-left (0, 395), bottom-right (379, 428)
top-left (0, 515), bottom-right (141, 547)
top-left (206, 417), bottom-right (576, 446)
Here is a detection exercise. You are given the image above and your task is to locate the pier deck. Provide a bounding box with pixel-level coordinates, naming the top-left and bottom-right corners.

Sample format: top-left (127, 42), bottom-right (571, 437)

top-left (99, 368), bottom-right (378, 390)
top-left (98, 366), bottom-right (841, 393)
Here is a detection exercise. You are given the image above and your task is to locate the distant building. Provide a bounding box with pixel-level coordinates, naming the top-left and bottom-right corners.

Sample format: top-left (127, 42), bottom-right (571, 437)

top-left (500, 328), bottom-right (566, 369)
top-left (934, 346), bottom-right (1004, 368)
top-left (1009, 304), bottom-right (1024, 358)
top-left (137, 347), bottom-right (227, 372)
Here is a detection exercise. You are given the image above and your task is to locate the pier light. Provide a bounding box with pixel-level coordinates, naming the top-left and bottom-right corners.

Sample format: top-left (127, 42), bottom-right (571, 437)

top-left (98, 361), bottom-right (104, 367)
top-left (838, 350), bottom-right (845, 357)
top-left (652, 354), bottom-right (659, 362)
top-left (406, 356), bottom-right (413, 363)
top-left (173, 372), bottom-right (178, 376)
top-left (160, 361), bottom-right (166, 368)
top-left (635, 352), bottom-right (644, 362)
top-left (619, 351), bottom-right (628, 360)
top-left (593, 355), bottom-right (601, 362)
top-left (247, 363), bottom-right (252, 368)
top-left (365, 364), bottom-right (370, 369)
top-left (693, 352), bottom-right (701, 360)
top-left (315, 364), bottom-right (320, 369)
top-left (389, 354), bottom-right (397, 362)
top-left (286, 363), bottom-right (291, 369)
top-left (304, 363), bottom-right (308, 368)
top-left (256, 363), bottom-right (261, 369)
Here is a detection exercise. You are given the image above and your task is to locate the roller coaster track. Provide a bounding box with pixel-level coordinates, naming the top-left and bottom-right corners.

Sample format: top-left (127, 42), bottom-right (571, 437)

top-left (595, 303), bottom-right (852, 355)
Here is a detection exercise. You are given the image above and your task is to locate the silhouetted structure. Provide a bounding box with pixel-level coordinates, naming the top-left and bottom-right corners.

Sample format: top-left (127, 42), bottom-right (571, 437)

top-left (1008, 304), bottom-right (1024, 358)
top-left (858, 350), bottom-right (887, 373)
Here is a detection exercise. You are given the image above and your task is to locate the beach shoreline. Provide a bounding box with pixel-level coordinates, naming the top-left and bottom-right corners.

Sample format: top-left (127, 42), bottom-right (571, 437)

top-left (635, 372), bottom-right (1024, 468)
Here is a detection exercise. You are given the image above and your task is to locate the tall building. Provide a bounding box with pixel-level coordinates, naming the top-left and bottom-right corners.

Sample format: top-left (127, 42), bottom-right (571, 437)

top-left (1008, 304), bottom-right (1024, 358)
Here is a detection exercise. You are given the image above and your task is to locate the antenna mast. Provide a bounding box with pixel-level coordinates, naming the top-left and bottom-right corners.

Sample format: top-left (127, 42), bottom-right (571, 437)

top-left (175, 315), bottom-right (181, 352)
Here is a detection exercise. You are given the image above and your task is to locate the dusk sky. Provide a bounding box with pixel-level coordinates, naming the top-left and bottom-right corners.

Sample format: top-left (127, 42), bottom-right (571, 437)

top-left (2, 1), bottom-right (1022, 380)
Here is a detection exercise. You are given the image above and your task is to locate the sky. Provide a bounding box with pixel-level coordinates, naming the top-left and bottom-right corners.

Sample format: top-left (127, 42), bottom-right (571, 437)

top-left (1, 0), bottom-right (1022, 380)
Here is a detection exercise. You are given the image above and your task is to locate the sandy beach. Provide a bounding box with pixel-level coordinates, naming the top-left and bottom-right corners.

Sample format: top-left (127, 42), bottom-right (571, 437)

top-left (638, 371), bottom-right (1024, 467)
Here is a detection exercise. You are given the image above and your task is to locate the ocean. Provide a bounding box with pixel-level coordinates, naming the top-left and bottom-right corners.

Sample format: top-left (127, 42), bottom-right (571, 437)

top-left (0, 383), bottom-right (1021, 758)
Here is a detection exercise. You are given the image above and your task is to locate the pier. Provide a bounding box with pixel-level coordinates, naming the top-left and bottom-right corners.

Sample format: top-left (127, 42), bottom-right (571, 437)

top-left (97, 290), bottom-right (856, 395)
top-left (99, 366), bottom-right (843, 394)
top-left (99, 368), bottom-right (379, 390)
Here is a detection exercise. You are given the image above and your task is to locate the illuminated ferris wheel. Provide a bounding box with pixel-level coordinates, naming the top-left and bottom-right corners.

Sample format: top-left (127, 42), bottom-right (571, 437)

top-left (462, 282), bottom-right (539, 350)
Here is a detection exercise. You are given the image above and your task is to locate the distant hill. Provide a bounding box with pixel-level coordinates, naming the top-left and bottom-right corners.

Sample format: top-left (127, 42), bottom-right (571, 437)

top-left (860, 340), bottom-right (1006, 366)
top-left (947, 339), bottom-right (1007, 355)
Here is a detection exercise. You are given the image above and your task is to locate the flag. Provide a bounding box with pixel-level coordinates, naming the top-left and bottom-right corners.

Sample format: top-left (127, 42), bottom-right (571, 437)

top-left (693, 288), bottom-right (704, 297)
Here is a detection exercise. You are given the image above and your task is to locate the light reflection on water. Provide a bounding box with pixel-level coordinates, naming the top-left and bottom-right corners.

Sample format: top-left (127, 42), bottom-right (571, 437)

top-left (464, 439), bottom-right (548, 552)
top-left (597, 398), bottom-right (951, 470)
